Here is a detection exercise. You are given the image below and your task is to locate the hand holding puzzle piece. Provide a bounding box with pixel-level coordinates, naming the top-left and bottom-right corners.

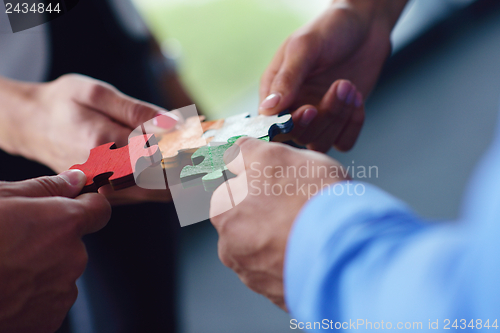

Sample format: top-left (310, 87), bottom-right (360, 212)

top-left (70, 110), bottom-right (293, 193)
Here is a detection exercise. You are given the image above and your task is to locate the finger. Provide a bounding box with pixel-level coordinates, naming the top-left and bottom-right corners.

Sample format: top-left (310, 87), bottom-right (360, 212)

top-left (140, 110), bottom-right (182, 135)
top-left (210, 176), bottom-right (246, 220)
top-left (229, 137), bottom-right (295, 180)
top-left (0, 194), bottom-right (110, 237)
top-left (259, 39), bottom-right (287, 103)
top-left (229, 137), bottom-right (271, 173)
top-left (296, 80), bottom-right (359, 149)
top-left (0, 170), bottom-right (87, 199)
top-left (259, 35), bottom-right (319, 115)
top-left (307, 128), bottom-right (338, 153)
top-left (83, 110), bottom-right (135, 148)
top-left (223, 144), bottom-right (245, 176)
top-left (308, 89), bottom-right (364, 152)
top-left (309, 82), bottom-right (363, 152)
top-left (210, 182), bottom-right (231, 221)
top-left (74, 78), bottom-right (174, 129)
top-left (288, 104), bottom-right (319, 141)
top-left (333, 92), bottom-right (365, 151)
top-left (98, 185), bottom-right (172, 206)
top-left (153, 112), bottom-right (180, 129)
top-left (74, 193), bottom-right (112, 235)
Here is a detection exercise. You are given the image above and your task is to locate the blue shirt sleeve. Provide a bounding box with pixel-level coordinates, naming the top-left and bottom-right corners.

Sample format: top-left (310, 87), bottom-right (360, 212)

top-left (283, 115), bottom-right (500, 331)
top-left (284, 181), bottom-right (487, 331)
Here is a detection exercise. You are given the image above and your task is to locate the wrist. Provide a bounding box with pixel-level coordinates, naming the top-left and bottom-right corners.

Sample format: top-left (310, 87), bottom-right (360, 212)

top-left (0, 77), bottom-right (41, 157)
top-left (160, 73), bottom-right (195, 110)
top-left (331, 0), bottom-right (408, 32)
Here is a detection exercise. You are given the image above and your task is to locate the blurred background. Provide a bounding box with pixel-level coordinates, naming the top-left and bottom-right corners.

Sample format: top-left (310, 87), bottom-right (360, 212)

top-left (131, 0), bottom-right (500, 331)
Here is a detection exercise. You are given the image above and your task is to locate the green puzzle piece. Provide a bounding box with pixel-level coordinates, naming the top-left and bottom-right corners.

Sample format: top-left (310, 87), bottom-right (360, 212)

top-left (180, 136), bottom-right (269, 192)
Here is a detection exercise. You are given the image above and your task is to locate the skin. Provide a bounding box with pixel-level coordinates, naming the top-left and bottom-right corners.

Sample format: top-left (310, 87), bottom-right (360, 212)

top-left (209, 0), bottom-right (410, 310)
top-left (148, 39), bottom-right (195, 112)
top-left (0, 170), bottom-right (111, 333)
top-left (259, 0), bottom-right (408, 152)
top-left (210, 137), bottom-right (350, 310)
top-left (0, 2), bottom-right (408, 327)
top-left (0, 32), bottom-right (191, 333)
top-left (0, 74), bottom-right (183, 205)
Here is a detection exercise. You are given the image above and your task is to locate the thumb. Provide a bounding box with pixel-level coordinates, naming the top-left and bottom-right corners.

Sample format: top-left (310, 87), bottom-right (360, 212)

top-left (76, 79), bottom-right (177, 129)
top-left (111, 92), bottom-right (178, 129)
top-left (0, 170), bottom-right (87, 199)
top-left (259, 38), bottom-right (317, 115)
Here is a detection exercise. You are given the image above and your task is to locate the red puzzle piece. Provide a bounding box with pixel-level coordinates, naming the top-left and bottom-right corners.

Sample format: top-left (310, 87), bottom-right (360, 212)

top-left (70, 134), bottom-right (161, 193)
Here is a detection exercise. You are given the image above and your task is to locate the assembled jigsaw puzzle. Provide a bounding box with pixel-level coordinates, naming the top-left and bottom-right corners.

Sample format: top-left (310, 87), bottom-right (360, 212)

top-left (176, 112), bottom-right (292, 192)
top-left (70, 111), bottom-right (293, 194)
top-left (157, 112), bottom-right (293, 169)
top-left (201, 113), bottom-right (293, 143)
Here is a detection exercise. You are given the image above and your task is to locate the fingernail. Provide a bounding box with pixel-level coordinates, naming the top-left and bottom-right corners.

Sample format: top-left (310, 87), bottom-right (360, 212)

top-left (355, 92), bottom-right (363, 108)
top-left (300, 108), bottom-right (318, 127)
top-left (59, 170), bottom-right (86, 187)
top-left (260, 93), bottom-right (281, 110)
top-left (346, 89), bottom-right (356, 105)
top-left (153, 111), bottom-right (179, 129)
top-left (337, 81), bottom-right (352, 102)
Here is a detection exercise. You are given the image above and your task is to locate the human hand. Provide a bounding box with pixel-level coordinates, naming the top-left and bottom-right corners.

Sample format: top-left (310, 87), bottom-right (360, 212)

top-left (18, 74), bottom-right (178, 173)
top-left (0, 74), bottom-right (179, 204)
top-left (259, 0), bottom-right (407, 151)
top-left (210, 138), bottom-right (348, 310)
top-left (0, 170), bottom-right (111, 333)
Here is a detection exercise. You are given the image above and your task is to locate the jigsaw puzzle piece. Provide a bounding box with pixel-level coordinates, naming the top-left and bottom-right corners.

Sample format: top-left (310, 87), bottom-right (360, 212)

top-left (202, 112), bottom-right (293, 143)
top-left (180, 136), bottom-right (269, 192)
top-left (157, 115), bottom-right (224, 169)
top-left (70, 134), bottom-right (161, 193)
top-left (153, 106), bottom-right (291, 172)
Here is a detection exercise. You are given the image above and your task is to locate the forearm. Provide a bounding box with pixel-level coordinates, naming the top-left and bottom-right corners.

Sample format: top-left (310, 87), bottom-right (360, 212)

top-left (332, 0), bottom-right (409, 31)
top-left (159, 73), bottom-right (195, 111)
top-left (0, 77), bottom-right (39, 157)
top-left (148, 38), bottom-right (196, 112)
top-left (285, 182), bottom-right (470, 323)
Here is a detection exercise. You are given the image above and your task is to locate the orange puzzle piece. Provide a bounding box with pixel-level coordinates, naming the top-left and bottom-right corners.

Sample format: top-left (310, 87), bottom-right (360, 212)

top-left (157, 115), bottom-right (224, 168)
top-left (70, 134), bottom-right (162, 193)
